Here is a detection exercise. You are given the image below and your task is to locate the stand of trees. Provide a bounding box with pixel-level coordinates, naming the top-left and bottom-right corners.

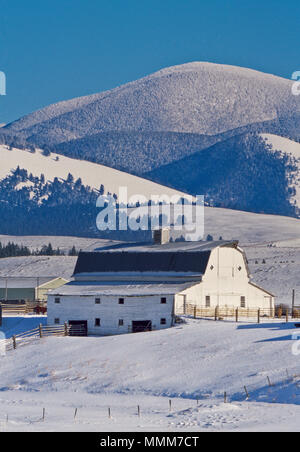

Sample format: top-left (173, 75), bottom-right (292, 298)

top-left (0, 241), bottom-right (80, 258)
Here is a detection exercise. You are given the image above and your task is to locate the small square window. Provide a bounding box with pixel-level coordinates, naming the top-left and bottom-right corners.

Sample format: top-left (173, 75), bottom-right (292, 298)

top-left (95, 298), bottom-right (101, 304)
top-left (54, 318), bottom-right (60, 324)
top-left (160, 318), bottom-right (167, 325)
top-left (55, 298), bottom-right (60, 304)
top-left (95, 318), bottom-right (101, 327)
top-left (119, 319), bottom-right (124, 326)
top-left (161, 297), bottom-right (167, 304)
top-left (119, 298), bottom-right (125, 305)
top-left (241, 297), bottom-right (246, 308)
top-left (206, 296), bottom-right (211, 308)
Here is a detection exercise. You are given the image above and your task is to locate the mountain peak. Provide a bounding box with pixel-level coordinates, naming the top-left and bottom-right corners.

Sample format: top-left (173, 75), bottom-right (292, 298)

top-left (3, 62), bottom-right (298, 142)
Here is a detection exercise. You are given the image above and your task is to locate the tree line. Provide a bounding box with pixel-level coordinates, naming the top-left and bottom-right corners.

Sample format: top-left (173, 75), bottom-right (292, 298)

top-left (0, 241), bottom-right (79, 258)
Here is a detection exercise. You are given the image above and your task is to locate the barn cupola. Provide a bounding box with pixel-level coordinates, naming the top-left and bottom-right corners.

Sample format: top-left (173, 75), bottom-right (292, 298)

top-left (153, 228), bottom-right (170, 245)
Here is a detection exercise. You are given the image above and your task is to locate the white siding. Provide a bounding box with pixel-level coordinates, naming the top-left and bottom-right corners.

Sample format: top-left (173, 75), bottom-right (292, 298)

top-left (175, 247), bottom-right (274, 312)
top-left (48, 294), bottom-right (174, 335)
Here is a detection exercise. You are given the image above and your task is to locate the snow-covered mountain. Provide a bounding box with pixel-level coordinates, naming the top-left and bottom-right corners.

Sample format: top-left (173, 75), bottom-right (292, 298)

top-left (3, 62), bottom-right (299, 141)
top-left (1, 62), bottom-right (300, 221)
top-left (147, 132), bottom-right (300, 217)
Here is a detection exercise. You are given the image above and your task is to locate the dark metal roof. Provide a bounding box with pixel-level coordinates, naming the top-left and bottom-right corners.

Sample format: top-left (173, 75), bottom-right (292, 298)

top-left (74, 251), bottom-right (211, 275)
top-left (73, 241), bottom-right (238, 275)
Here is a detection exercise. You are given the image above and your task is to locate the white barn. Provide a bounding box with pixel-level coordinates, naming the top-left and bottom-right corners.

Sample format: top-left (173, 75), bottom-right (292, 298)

top-left (47, 239), bottom-right (274, 336)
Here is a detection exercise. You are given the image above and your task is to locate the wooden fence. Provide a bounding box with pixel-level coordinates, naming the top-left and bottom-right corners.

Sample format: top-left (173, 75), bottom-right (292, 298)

top-left (0, 301), bottom-right (47, 316)
top-left (0, 323), bottom-right (75, 353)
top-left (178, 303), bottom-right (299, 323)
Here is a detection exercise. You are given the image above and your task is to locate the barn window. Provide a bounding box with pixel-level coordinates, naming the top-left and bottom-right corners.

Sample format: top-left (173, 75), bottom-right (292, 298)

top-left (54, 318), bottom-right (60, 324)
top-left (206, 296), bottom-right (211, 308)
top-left (119, 298), bottom-right (125, 305)
top-left (241, 297), bottom-right (246, 308)
top-left (161, 297), bottom-right (167, 304)
top-left (95, 318), bottom-right (101, 327)
top-left (55, 297), bottom-right (61, 304)
top-left (95, 298), bottom-right (101, 304)
top-left (119, 319), bottom-right (124, 326)
top-left (160, 318), bottom-right (167, 325)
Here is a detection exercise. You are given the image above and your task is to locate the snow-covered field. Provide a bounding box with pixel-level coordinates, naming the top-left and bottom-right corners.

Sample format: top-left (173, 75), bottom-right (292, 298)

top-left (1, 318), bottom-right (300, 432)
top-left (0, 205), bottom-right (298, 432)
top-left (204, 207), bottom-right (300, 244)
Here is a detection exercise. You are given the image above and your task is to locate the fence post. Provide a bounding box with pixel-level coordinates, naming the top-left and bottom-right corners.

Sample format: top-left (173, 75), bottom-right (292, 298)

top-left (39, 324), bottom-right (43, 338)
top-left (215, 306), bottom-right (219, 321)
top-left (292, 289), bottom-right (295, 317)
top-left (12, 335), bottom-right (16, 350)
top-left (235, 308), bottom-right (239, 323)
top-left (257, 309), bottom-right (260, 324)
top-left (64, 322), bottom-right (68, 336)
top-left (286, 309), bottom-right (289, 323)
top-left (194, 306), bottom-right (197, 319)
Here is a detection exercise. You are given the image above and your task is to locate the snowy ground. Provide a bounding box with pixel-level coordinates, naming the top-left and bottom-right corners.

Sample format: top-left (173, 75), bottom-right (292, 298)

top-left (1, 317), bottom-right (300, 432)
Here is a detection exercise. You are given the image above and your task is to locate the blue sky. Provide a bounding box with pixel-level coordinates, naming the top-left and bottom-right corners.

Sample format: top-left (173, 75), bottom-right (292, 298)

top-left (0, 0), bottom-right (299, 123)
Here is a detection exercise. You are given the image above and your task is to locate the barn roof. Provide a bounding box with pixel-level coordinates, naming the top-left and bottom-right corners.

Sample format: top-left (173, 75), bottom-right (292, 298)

top-left (49, 281), bottom-right (198, 297)
top-left (73, 241), bottom-right (238, 276)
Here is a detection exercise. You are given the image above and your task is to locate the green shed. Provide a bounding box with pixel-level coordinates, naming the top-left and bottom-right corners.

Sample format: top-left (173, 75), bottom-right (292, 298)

top-left (0, 277), bottom-right (69, 302)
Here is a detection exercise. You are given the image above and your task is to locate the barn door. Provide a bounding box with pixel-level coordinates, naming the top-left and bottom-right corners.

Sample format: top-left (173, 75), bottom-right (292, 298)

top-left (68, 320), bottom-right (88, 336)
top-left (132, 321), bottom-right (152, 333)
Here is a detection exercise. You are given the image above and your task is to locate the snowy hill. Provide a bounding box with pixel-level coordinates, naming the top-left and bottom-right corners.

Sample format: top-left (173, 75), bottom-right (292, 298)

top-left (147, 133), bottom-right (300, 217)
top-left (261, 134), bottom-right (300, 209)
top-left (0, 144), bottom-right (191, 237)
top-left (1, 318), bottom-right (300, 431)
top-left (0, 144), bottom-right (185, 199)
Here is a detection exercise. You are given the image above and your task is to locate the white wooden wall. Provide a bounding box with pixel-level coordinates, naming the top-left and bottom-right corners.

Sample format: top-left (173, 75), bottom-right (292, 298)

top-left (48, 294), bottom-right (174, 335)
top-left (175, 247), bottom-right (274, 311)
